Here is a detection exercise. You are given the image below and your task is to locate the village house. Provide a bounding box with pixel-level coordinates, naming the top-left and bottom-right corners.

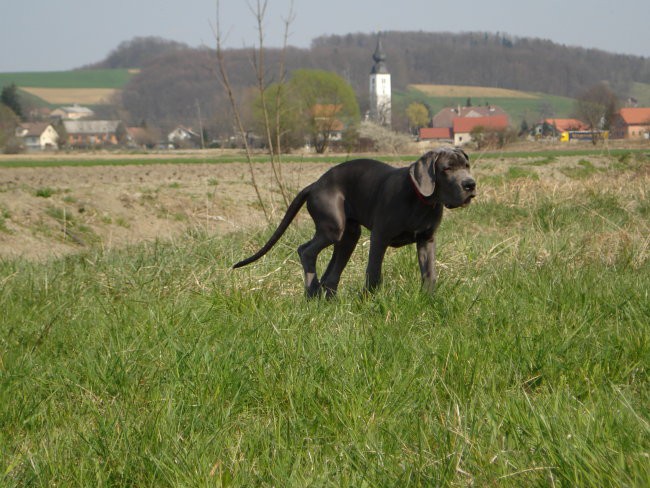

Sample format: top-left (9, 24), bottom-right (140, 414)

top-left (311, 104), bottom-right (345, 142)
top-left (612, 107), bottom-right (650, 140)
top-left (452, 115), bottom-right (510, 146)
top-left (530, 118), bottom-right (588, 140)
top-left (419, 105), bottom-right (510, 145)
top-left (127, 126), bottom-right (161, 149)
top-left (50, 104), bottom-right (95, 120)
top-left (62, 120), bottom-right (126, 148)
top-left (418, 127), bottom-right (452, 143)
top-left (544, 118), bottom-right (588, 133)
top-left (167, 126), bottom-right (201, 148)
top-left (15, 122), bottom-right (59, 151)
top-left (432, 105), bottom-right (508, 129)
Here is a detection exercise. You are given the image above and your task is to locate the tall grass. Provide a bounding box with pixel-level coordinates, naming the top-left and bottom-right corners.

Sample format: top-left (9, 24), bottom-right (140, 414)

top-left (0, 159), bottom-right (648, 486)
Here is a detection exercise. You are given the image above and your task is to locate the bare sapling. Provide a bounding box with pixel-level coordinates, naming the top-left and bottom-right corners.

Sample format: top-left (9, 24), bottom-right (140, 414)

top-left (213, 0), bottom-right (269, 221)
top-left (248, 0), bottom-right (293, 207)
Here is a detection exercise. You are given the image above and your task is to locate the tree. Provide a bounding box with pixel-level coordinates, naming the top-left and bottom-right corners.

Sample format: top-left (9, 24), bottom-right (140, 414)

top-left (253, 83), bottom-right (303, 150)
top-left (574, 83), bottom-right (618, 144)
top-left (470, 126), bottom-right (518, 149)
top-left (262, 69), bottom-right (360, 153)
top-left (1, 83), bottom-right (23, 119)
top-left (405, 102), bottom-right (429, 134)
top-left (53, 120), bottom-right (68, 149)
top-left (291, 69), bottom-right (360, 153)
top-left (0, 104), bottom-right (20, 151)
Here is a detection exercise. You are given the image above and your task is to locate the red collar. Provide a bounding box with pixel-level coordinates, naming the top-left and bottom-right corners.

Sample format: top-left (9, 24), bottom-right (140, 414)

top-left (409, 177), bottom-right (435, 206)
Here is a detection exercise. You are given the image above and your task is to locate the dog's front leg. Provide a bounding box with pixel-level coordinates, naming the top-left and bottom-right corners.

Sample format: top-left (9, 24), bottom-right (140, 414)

top-left (366, 235), bottom-right (388, 292)
top-left (416, 235), bottom-right (437, 294)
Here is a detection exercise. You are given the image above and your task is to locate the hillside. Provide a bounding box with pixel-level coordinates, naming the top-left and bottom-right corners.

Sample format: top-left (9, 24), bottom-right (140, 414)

top-left (114, 32), bottom-right (650, 132)
top-left (2, 32), bottom-right (650, 132)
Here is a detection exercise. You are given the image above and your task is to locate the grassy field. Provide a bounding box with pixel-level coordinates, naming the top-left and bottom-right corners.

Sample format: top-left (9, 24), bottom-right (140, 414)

top-left (397, 86), bottom-right (576, 127)
top-left (629, 82), bottom-right (650, 106)
top-left (1, 151), bottom-right (649, 486)
top-left (2, 147), bottom-right (649, 169)
top-left (0, 69), bottom-right (136, 89)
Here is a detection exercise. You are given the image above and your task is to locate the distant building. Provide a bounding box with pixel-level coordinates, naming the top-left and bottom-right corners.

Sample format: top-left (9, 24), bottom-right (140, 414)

top-left (431, 105), bottom-right (508, 129)
top-left (612, 107), bottom-right (650, 140)
top-left (543, 118), bottom-right (588, 132)
top-left (453, 115), bottom-right (510, 146)
top-left (50, 104), bottom-right (95, 120)
top-left (168, 126), bottom-right (201, 148)
top-left (63, 120), bottom-right (126, 147)
top-left (421, 105), bottom-right (510, 145)
top-left (15, 122), bottom-right (59, 151)
top-left (127, 126), bottom-right (161, 149)
top-left (311, 104), bottom-right (345, 141)
top-left (369, 33), bottom-right (391, 127)
top-left (418, 127), bottom-right (452, 142)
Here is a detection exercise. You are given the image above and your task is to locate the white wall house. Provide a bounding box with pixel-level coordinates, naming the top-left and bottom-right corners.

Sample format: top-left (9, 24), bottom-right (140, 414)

top-left (15, 123), bottom-right (59, 151)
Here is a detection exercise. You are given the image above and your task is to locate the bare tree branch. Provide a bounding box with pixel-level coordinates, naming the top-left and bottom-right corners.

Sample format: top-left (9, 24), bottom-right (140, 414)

top-left (273, 0), bottom-right (295, 188)
top-left (248, 0), bottom-right (290, 207)
top-left (213, 0), bottom-right (269, 221)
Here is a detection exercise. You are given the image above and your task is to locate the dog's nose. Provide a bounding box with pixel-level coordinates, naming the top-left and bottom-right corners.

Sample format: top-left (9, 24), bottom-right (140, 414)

top-left (462, 178), bottom-right (476, 192)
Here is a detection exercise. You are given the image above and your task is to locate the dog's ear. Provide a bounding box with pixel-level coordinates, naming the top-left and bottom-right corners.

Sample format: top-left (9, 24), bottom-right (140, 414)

top-left (409, 151), bottom-right (437, 197)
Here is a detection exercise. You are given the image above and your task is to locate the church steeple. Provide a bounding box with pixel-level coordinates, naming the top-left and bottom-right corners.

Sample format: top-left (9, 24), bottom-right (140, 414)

top-left (371, 34), bottom-right (388, 74)
top-left (369, 32), bottom-right (391, 126)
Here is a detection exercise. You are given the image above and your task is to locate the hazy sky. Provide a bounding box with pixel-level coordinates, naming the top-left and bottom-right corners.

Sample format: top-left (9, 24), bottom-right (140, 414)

top-left (1, 0), bottom-right (648, 72)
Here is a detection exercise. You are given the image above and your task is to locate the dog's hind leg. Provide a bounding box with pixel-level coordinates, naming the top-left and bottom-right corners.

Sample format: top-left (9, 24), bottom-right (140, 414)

top-left (297, 193), bottom-right (347, 297)
top-left (321, 221), bottom-right (361, 298)
top-left (298, 232), bottom-right (335, 298)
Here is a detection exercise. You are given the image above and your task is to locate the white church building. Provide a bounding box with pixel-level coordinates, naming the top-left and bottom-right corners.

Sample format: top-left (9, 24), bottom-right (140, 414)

top-left (369, 34), bottom-right (392, 127)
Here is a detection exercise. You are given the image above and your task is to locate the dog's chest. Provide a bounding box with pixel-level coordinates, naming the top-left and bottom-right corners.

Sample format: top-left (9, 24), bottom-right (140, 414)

top-left (388, 231), bottom-right (420, 247)
top-left (386, 207), bottom-right (442, 247)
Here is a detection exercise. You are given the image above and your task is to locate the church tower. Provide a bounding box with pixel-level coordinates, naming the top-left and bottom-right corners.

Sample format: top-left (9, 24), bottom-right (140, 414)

top-left (369, 33), bottom-right (391, 127)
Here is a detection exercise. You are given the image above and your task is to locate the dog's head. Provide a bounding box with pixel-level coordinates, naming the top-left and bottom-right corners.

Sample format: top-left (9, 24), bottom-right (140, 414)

top-left (409, 147), bottom-right (476, 209)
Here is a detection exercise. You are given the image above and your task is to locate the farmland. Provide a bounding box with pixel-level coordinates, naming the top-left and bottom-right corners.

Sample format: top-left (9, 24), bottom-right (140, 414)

top-left (0, 68), bottom-right (136, 107)
top-left (0, 148), bottom-right (649, 485)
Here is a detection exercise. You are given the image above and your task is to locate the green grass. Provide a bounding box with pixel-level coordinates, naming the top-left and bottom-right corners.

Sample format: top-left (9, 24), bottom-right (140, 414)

top-left (0, 207), bottom-right (10, 233)
top-left (0, 161), bottom-right (648, 486)
top-left (1, 148), bottom-right (649, 170)
top-left (0, 69), bottom-right (135, 89)
top-left (629, 82), bottom-right (650, 106)
top-left (34, 187), bottom-right (56, 198)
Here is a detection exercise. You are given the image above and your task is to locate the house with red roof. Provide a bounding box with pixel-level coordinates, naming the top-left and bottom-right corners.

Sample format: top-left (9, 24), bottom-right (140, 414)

top-left (419, 105), bottom-right (510, 145)
top-left (612, 107), bottom-right (650, 140)
top-left (452, 115), bottom-right (510, 146)
top-left (432, 105), bottom-right (507, 129)
top-left (418, 127), bottom-right (452, 142)
top-left (545, 118), bottom-right (588, 132)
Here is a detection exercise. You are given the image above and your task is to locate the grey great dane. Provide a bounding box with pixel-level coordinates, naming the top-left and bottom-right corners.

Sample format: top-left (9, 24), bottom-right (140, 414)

top-left (233, 147), bottom-right (476, 297)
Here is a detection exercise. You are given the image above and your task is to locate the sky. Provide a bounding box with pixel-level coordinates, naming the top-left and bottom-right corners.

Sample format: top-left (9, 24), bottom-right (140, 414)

top-left (1, 0), bottom-right (648, 72)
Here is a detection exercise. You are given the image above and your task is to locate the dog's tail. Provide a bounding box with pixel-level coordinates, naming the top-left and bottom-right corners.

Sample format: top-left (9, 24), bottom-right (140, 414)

top-left (232, 184), bottom-right (312, 269)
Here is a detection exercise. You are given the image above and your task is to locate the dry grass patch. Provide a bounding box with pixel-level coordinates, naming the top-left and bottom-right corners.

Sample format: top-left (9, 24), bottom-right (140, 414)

top-left (20, 87), bottom-right (119, 104)
top-left (409, 84), bottom-right (539, 99)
